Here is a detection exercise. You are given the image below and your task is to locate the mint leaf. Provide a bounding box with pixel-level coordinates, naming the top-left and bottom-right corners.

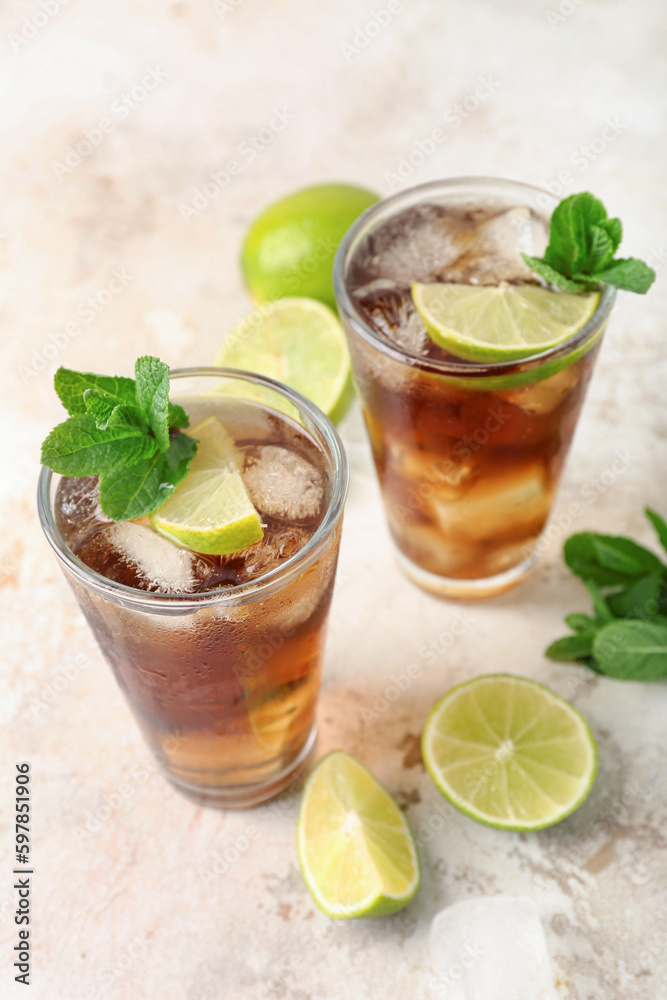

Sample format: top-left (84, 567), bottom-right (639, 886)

top-left (44, 357), bottom-right (198, 522)
top-left (594, 258), bottom-right (656, 294)
top-left (599, 216), bottom-right (622, 252)
top-left (522, 192), bottom-right (654, 295)
top-left (592, 536), bottom-right (663, 577)
top-left (168, 402), bottom-right (189, 429)
top-left (545, 632), bottom-right (596, 661)
top-left (520, 255), bottom-right (589, 292)
top-left (98, 432), bottom-right (197, 521)
top-left (588, 225), bottom-right (615, 272)
top-left (606, 571), bottom-right (664, 619)
top-left (567, 193), bottom-right (608, 274)
top-left (565, 613), bottom-right (601, 633)
top-left (54, 367), bottom-right (136, 416)
top-left (83, 388), bottom-right (120, 429)
top-left (593, 619), bottom-right (667, 681)
top-left (542, 193), bottom-right (606, 277)
top-left (646, 507), bottom-right (667, 555)
top-left (135, 356), bottom-right (170, 453)
top-left (564, 532), bottom-right (663, 586)
top-left (107, 403), bottom-right (150, 435)
top-left (584, 579), bottom-right (614, 623)
top-left (41, 414), bottom-right (158, 477)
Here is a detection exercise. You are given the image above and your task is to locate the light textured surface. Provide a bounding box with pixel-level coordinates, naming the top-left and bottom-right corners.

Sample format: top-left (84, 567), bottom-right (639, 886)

top-left (2, 1), bottom-right (666, 998)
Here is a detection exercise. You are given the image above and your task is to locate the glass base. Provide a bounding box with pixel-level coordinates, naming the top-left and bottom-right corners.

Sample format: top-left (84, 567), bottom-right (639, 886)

top-left (164, 725), bottom-right (317, 809)
top-left (394, 547), bottom-right (540, 600)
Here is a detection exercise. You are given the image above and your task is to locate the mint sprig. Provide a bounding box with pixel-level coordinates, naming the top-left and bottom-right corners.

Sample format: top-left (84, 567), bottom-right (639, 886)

top-left (41, 357), bottom-right (198, 522)
top-left (522, 192), bottom-right (656, 295)
top-left (545, 508), bottom-right (667, 680)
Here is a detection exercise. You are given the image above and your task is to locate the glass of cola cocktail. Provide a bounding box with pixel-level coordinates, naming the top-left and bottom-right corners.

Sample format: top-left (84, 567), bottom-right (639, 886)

top-left (334, 178), bottom-right (615, 599)
top-left (38, 369), bottom-right (348, 807)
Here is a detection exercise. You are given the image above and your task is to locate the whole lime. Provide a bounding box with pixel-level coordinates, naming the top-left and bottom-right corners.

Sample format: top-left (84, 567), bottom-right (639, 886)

top-left (241, 183), bottom-right (379, 311)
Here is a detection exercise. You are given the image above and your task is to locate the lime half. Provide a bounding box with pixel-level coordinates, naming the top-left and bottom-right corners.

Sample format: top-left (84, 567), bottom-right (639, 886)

top-left (214, 297), bottom-right (353, 424)
top-left (422, 674), bottom-right (598, 831)
top-left (150, 417), bottom-right (263, 555)
top-left (412, 282), bottom-right (600, 362)
top-left (297, 751), bottom-right (421, 918)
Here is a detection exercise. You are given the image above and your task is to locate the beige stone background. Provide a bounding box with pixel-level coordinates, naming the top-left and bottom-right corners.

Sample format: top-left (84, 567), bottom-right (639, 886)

top-left (1, 0), bottom-right (667, 997)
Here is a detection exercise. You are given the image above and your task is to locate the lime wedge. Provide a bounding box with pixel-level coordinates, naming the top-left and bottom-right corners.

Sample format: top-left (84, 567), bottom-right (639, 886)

top-left (214, 297), bottom-right (354, 424)
top-left (149, 417), bottom-right (263, 556)
top-left (412, 282), bottom-right (600, 362)
top-left (422, 674), bottom-right (598, 831)
top-left (297, 751), bottom-right (421, 918)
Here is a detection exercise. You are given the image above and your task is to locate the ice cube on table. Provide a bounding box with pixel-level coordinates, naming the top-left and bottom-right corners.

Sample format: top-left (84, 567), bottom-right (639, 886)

top-left (242, 446), bottom-right (324, 522)
top-left (430, 897), bottom-right (557, 1000)
top-left (76, 522), bottom-right (213, 593)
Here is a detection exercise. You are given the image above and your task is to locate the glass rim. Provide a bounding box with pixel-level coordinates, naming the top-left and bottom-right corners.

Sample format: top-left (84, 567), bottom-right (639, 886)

top-left (333, 176), bottom-right (617, 377)
top-left (37, 366), bottom-right (349, 610)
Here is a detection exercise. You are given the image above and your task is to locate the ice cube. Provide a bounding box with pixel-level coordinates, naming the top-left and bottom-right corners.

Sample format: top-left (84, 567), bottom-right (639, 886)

top-left (501, 362), bottom-right (582, 416)
top-left (229, 525), bottom-right (311, 583)
top-left (353, 282), bottom-right (430, 355)
top-left (464, 206), bottom-right (549, 284)
top-left (350, 203), bottom-right (481, 287)
top-left (242, 446), bottom-right (324, 523)
top-left (431, 464), bottom-right (550, 543)
top-left (75, 522), bottom-right (214, 593)
top-left (55, 476), bottom-right (112, 549)
top-left (429, 897), bottom-right (557, 1000)
top-left (349, 203), bottom-right (549, 290)
top-left (387, 518), bottom-right (477, 577)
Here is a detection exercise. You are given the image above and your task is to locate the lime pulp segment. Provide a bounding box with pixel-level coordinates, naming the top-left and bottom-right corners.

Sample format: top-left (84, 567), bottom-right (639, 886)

top-left (297, 751), bottom-right (421, 918)
top-left (150, 416), bottom-right (264, 556)
top-left (421, 674), bottom-right (598, 831)
top-left (412, 282), bottom-right (600, 362)
top-left (214, 297), bottom-right (353, 424)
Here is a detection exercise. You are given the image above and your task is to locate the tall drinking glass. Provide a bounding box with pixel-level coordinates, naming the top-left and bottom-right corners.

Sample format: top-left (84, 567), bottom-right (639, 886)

top-left (38, 369), bottom-right (349, 808)
top-left (334, 178), bottom-right (615, 600)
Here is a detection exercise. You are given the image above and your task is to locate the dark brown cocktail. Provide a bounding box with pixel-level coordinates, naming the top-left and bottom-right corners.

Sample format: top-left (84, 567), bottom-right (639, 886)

top-left (334, 179), bottom-right (615, 598)
top-left (39, 370), bottom-right (348, 807)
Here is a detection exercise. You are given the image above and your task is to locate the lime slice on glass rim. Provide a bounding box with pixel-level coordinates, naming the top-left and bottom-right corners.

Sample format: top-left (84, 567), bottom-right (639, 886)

top-left (412, 282), bottom-right (600, 362)
top-left (297, 751), bottom-right (421, 918)
top-left (149, 416), bottom-right (264, 556)
top-left (214, 297), bottom-right (354, 424)
top-left (422, 674), bottom-right (598, 831)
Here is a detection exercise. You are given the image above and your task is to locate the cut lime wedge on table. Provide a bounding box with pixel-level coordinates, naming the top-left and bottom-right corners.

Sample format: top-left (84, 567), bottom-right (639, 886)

top-left (297, 751), bottom-right (421, 918)
top-left (214, 297), bottom-right (354, 424)
top-left (412, 282), bottom-right (600, 362)
top-left (150, 417), bottom-right (263, 555)
top-left (422, 674), bottom-right (598, 831)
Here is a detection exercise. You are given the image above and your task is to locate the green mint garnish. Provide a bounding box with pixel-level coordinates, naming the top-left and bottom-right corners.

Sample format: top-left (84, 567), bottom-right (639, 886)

top-left (522, 191), bottom-right (656, 294)
top-left (41, 356), bottom-right (198, 522)
top-left (545, 508), bottom-right (667, 680)
top-left (98, 430), bottom-right (197, 522)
